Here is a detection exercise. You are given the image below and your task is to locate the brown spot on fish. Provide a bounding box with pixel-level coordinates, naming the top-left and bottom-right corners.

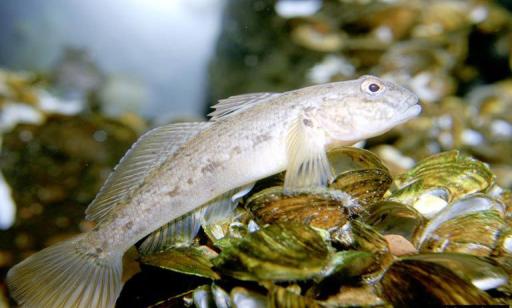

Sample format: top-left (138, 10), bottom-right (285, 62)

top-left (253, 133), bottom-right (272, 146)
top-left (303, 118), bottom-right (313, 127)
top-left (232, 146), bottom-right (241, 155)
top-left (201, 160), bottom-right (222, 174)
top-left (168, 186), bottom-right (181, 197)
top-left (124, 221), bottom-right (134, 230)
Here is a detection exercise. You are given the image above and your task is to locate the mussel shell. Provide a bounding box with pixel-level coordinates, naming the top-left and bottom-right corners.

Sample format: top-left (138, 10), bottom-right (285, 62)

top-left (394, 150), bottom-right (495, 202)
top-left (389, 180), bottom-right (452, 215)
top-left (140, 246), bottom-right (220, 280)
top-left (249, 172), bottom-right (285, 195)
top-left (329, 168), bottom-right (392, 207)
top-left (331, 220), bottom-right (392, 270)
top-left (388, 179), bottom-right (425, 205)
top-left (490, 188), bottom-right (512, 222)
top-left (415, 194), bottom-right (505, 247)
top-left (420, 210), bottom-right (504, 256)
top-left (212, 223), bottom-right (330, 281)
top-left (411, 187), bottom-right (450, 219)
top-left (327, 146), bottom-right (389, 175)
top-left (231, 287), bottom-right (267, 308)
top-left (380, 259), bottom-right (493, 305)
top-left (323, 285), bottom-right (389, 307)
top-left (211, 284), bottom-right (231, 308)
top-left (320, 250), bottom-right (377, 284)
top-left (268, 286), bottom-right (320, 308)
top-left (191, 284), bottom-right (232, 308)
top-left (404, 253), bottom-right (508, 291)
top-left (246, 146), bottom-right (392, 227)
top-left (193, 285), bottom-right (215, 308)
top-left (202, 208), bottom-right (252, 244)
top-left (364, 201), bottom-right (425, 242)
top-left (495, 227), bottom-right (512, 257)
top-left (245, 187), bottom-right (348, 229)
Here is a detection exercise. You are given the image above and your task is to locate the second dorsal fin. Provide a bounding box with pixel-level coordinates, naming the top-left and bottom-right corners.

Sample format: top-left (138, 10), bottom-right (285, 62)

top-left (208, 92), bottom-right (281, 121)
top-left (85, 122), bottom-right (211, 223)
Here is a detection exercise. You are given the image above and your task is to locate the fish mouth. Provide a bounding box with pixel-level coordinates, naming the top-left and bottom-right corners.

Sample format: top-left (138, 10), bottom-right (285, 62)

top-left (405, 92), bottom-right (420, 106)
top-left (405, 104), bottom-right (422, 118)
top-left (395, 98), bottom-right (422, 125)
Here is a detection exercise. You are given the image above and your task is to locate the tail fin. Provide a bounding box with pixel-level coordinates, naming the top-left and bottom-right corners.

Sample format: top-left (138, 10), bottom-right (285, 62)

top-left (6, 235), bottom-right (122, 308)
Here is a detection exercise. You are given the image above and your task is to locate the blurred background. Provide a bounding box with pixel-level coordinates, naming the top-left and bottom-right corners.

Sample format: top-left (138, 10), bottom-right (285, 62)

top-left (0, 0), bottom-right (512, 305)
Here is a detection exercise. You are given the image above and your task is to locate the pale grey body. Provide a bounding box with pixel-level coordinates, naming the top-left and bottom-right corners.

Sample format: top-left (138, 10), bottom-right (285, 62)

top-left (86, 99), bottom-right (291, 254)
top-left (7, 76), bottom-right (420, 308)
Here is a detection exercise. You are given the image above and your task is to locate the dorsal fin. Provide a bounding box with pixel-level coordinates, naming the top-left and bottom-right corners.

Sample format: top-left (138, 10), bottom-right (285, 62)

top-left (208, 92), bottom-right (281, 121)
top-left (86, 122), bottom-right (211, 223)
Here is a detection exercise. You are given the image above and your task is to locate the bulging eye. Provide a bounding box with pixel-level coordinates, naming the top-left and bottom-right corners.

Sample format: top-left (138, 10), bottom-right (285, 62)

top-left (369, 83), bottom-right (380, 92)
top-left (361, 78), bottom-right (385, 96)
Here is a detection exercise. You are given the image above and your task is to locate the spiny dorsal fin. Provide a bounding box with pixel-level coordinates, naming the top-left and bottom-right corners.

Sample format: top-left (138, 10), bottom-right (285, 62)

top-left (86, 122), bottom-right (211, 223)
top-left (208, 92), bottom-right (281, 121)
top-left (138, 183), bottom-right (254, 255)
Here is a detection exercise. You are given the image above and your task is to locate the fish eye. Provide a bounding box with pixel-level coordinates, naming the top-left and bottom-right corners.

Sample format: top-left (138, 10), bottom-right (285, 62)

top-left (369, 83), bottom-right (380, 92)
top-left (361, 78), bottom-right (385, 96)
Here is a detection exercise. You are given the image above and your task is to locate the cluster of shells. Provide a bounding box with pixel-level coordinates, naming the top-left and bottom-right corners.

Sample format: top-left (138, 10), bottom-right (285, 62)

top-left (130, 146), bottom-right (512, 307)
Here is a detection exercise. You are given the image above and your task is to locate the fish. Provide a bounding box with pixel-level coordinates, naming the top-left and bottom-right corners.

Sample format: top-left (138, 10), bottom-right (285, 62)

top-left (6, 75), bottom-right (420, 307)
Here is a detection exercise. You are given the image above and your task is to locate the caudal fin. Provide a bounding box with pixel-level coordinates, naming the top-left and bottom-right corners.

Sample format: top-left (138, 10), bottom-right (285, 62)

top-left (6, 235), bottom-right (122, 308)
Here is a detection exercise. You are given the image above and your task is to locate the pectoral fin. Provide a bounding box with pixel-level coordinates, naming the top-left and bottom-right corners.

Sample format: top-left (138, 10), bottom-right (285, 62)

top-left (284, 115), bottom-right (332, 192)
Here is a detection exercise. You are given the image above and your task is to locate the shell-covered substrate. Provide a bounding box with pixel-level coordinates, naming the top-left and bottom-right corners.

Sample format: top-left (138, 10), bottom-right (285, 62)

top-left (121, 147), bottom-right (512, 307)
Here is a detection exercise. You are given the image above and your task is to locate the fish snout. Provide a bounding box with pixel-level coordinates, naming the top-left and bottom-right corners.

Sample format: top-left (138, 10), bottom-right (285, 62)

top-left (395, 90), bottom-right (421, 121)
top-left (405, 91), bottom-right (420, 107)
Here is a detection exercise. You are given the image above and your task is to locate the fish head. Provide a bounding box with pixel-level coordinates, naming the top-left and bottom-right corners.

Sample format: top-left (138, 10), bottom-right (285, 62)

top-left (319, 75), bottom-right (421, 144)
